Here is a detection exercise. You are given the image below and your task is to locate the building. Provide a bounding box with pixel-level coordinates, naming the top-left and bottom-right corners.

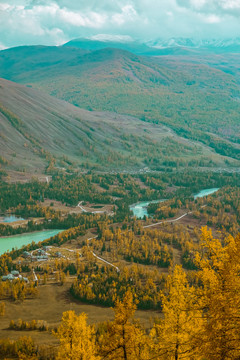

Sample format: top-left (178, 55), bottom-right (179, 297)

top-left (2, 271), bottom-right (28, 282)
top-left (23, 251), bottom-right (31, 258)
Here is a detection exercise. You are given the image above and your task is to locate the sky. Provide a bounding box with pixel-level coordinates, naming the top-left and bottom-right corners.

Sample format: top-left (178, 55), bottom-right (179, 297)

top-left (1, 0), bottom-right (240, 49)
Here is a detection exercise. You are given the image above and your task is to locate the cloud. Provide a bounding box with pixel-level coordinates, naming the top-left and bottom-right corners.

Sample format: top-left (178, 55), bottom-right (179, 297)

top-left (222, 0), bottom-right (240, 9)
top-left (1, 0), bottom-right (240, 48)
top-left (58, 7), bottom-right (107, 28)
top-left (111, 5), bottom-right (137, 25)
top-left (202, 14), bottom-right (221, 23)
top-left (177, 0), bottom-right (240, 15)
top-left (0, 42), bottom-right (7, 50)
top-left (0, 2), bottom-right (68, 46)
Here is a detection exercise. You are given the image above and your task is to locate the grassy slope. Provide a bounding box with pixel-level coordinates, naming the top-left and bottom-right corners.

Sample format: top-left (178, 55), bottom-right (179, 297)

top-left (0, 277), bottom-right (157, 346)
top-left (0, 78), bottom-right (234, 172)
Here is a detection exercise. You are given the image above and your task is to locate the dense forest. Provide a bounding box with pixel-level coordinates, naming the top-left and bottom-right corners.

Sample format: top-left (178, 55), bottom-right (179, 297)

top-left (0, 170), bottom-right (239, 359)
top-left (0, 228), bottom-right (240, 359)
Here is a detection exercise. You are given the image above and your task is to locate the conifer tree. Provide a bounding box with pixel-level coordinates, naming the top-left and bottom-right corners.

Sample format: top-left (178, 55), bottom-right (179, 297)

top-left (54, 310), bottom-right (99, 360)
top-left (151, 265), bottom-right (203, 360)
top-left (99, 290), bottom-right (150, 360)
top-left (0, 302), bottom-right (5, 316)
top-left (196, 227), bottom-right (240, 360)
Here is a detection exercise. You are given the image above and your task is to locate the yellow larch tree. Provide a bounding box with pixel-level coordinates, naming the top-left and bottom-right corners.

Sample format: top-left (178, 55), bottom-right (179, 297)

top-left (151, 265), bottom-right (203, 360)
top-left (99, 290), bottom-right (151, 360)
top-left (196, 227), bottom-right (240, 360)
top-left (54, 310), bottom-right (100, 360)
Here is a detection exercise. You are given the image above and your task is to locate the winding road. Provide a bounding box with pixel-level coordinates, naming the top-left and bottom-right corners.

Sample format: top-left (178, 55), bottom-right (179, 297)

top-left (86, 211), bottom-right (195, 272)
top-left (92, 250), bottom-right (120, 272)
top-left (87, 236), bottom-right (120, 272)
top-left (143, 212), bottom-right (192, 228)
top-left (77, 202), bottom-right (87, 213)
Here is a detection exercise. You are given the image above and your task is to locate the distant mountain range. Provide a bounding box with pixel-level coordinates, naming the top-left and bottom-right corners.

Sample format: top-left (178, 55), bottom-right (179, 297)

top-left (63, 37), bottom-right (240, 55)
top-left (63, 38), bottom-right (153, 55)
top-left (149, 38), bottom-right (240, 51)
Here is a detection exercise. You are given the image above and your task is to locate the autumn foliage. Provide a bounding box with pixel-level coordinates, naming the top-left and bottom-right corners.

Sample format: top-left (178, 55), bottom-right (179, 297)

top-left (1, 228), bottom-right (240, 359)
top-left (54, 311), bottom-right (99, 360)
top-left (57, 228), bottom-right (240, 360)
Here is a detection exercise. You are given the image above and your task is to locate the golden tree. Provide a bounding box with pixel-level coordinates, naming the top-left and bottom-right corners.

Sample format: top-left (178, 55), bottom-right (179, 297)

top-left (196, 227), bottom-right (240, 360)
top-left (54, 310), bottom-right (99, 360)
top-left (151, 265), bottom-right (203, 360)
top-left (99, 290), bottom-right (150, 360)
top-left (0, 302), bottom-right (5, 316)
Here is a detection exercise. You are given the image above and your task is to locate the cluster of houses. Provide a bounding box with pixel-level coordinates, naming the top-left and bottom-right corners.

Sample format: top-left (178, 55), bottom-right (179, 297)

top-left (1, 246), bottom-right (64, 283)
top-left (2, 270), bottom-right (29, 282)
top-left (22, 247), bottom-right (63, 262)
top-left (22, 249), bottom-right (48, 261)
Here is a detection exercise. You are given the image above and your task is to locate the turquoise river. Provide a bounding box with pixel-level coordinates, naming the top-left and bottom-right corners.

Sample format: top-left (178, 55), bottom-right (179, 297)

top-left (0, 229), bottom-right (63, 255)
top-left (130, 188), bottom-right (220, 219)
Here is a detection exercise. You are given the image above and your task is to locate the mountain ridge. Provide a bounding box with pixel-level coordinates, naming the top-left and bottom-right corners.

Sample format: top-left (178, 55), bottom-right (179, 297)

top-left (63, 37), bottom-right (240, 55)
top-left (0, 78), bottom-right (234, 173)
top-left (1, 43), bottom-right (240, 165)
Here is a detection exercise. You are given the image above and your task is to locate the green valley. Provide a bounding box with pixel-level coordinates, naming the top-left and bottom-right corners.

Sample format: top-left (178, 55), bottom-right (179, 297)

top-left (1, 78), bottom-right (234, 173)
top-left (1, 44), bottom-right (240, 163)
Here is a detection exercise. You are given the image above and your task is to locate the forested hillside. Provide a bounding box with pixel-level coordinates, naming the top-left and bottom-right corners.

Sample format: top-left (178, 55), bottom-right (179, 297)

top-left (1, 78), bottom-right (235, 172)
top-left (1, 44), bottom-right (240, 161)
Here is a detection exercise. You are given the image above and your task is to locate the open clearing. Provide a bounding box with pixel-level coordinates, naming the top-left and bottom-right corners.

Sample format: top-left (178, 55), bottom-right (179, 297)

top-left (41, 199), bottom-right (114, 215)
top-left (3, 171), bottom-right (51, 184)
top-left (0, 280), bottom-right (159, 346)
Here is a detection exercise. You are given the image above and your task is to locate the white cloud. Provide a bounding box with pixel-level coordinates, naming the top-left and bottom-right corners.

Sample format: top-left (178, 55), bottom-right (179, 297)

top-left (203, 14), bottom-right (221, 23)
top-left (0, 42), bottom-right (7, 50)
top-left (190, 0), bottom-right (207, 10)
top-left (1, 0), bottom-right (240, 48)
top-left (220, 0), bottom-right (240, 10)
top-left (33, 3), bottom-right (58, 16)
top-left (0, 3), bottom-right (13, 11)
top-left (177, 0), bottom-right (240, 15)
top-left (111, 5), bottom-right (137, 26)
top-left (58, 8), bottom-right (107, 28)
